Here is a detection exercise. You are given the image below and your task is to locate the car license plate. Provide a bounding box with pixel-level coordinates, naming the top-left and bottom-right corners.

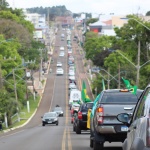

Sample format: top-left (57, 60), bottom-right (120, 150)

top-left (121, 126), bottom-right (128, 131)
top-left (48, 121), bottom-right (52, 123)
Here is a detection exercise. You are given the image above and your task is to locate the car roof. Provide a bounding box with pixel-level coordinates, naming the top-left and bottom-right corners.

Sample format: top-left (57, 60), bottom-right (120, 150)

top-left (44, 112), bottom-right (57, 115)
top-left (103, 89), bottom-right (143, 93)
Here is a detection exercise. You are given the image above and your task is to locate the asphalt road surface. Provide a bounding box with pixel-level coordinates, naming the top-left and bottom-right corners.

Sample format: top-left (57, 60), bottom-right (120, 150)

top-left (0, 26), bottom-right (122, 150)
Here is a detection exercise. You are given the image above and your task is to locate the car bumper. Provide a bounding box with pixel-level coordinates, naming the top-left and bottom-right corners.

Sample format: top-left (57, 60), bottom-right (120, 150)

top-left (97, 124), bottom-right (128, 134)
top-left (78, 120), bottom-right (88, 130)
top-left (43, 121), bottom-right (58, 124)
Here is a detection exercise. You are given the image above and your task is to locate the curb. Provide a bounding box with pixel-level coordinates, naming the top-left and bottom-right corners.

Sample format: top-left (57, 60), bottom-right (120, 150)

top-left (1, 51), bottom-right (53, 133)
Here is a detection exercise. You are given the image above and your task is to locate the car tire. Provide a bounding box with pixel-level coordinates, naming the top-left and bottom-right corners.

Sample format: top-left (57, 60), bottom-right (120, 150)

top-left (56, 121), bottom-right (58, 126)
top-left (90, 138), bottom-right (93, 148)
top-left (42, 123), bottom-right (45, 126)
top-left (76, 125), bottom-right (81, 134)
top-left (73, 124), bottom-right (76, 132)
top-left (93, 141), bottom-right (103, 150)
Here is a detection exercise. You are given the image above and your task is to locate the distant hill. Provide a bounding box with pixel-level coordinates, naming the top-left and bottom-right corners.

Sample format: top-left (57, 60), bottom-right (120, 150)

top-left (26, 5), bottom-right (72, 21)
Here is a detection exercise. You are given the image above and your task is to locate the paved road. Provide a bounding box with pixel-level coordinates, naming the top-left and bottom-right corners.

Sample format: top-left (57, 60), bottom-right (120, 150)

top-left (0, 26), bottom-right (122, 150)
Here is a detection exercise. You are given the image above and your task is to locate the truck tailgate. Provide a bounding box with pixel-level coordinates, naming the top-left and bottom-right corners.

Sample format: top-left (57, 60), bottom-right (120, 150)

top-left (101, 104), bottom-right (135, 124)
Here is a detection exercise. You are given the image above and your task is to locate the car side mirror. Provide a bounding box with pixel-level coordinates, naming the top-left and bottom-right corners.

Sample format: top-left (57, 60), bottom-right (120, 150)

top-left (117, 113), bottom-right (130, 125)
top-left (41, 116), bottom-right (43, 118)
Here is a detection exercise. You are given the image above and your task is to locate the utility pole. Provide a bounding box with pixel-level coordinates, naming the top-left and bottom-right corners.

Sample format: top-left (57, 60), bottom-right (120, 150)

top-left (136, 40), bottom-right (140, 86)
top-left (39, 49), bottom-right (43, 88)
top-left (118, 63), bottom-right (121, 89)
top-left (107, 68), bottom-right (110, 89)
top-left (12, 69), bottom-right (18, 103)
top-left (0, 63), bottom-right (3, 88)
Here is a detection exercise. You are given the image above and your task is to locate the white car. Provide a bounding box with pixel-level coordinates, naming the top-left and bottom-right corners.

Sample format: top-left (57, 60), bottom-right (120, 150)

top-left (56, 68), bottom-right (64, 75)
top-left (60, 46), bottom-right (65, 51)
top-left (69, 70), bottom-right (75, 76)
top-left (69, 75), bottom-right (75, 81)
top-left (69, 66), bottom-right (75, 72)
top-left (69, 82), bottom-right (77, 89)
top-left (57, 62), bottom-right (62, 67)
top-left (68, 49), bottom-right (72, 54)
top-left (59, 52), bottom-right (65, 57)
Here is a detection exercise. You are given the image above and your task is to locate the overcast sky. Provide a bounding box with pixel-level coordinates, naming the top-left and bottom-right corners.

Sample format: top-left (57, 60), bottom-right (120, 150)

top-left (7, 0), bottom-right (150, 16)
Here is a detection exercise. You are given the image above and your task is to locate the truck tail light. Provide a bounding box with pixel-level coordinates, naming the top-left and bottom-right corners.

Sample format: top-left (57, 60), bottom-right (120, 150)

top-left (96, 107), bottom-right (104, 124)
top-left (146, 118), bottom-right (150, 147)
top-left (78, 111), bottom-right (82, 120)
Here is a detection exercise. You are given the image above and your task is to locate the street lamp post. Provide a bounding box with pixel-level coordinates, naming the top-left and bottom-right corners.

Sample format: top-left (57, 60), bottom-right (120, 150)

top-left (119, 17), bottom-right (150, 86)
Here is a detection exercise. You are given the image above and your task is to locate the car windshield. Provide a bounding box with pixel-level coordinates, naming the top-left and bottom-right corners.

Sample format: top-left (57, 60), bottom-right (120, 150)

top-left (54, 107), bottom-right (62, 111)
top-left (44, 113), bottom-right (57, 117)
top-left (81, 103), bottom-right (93, 111)
top-left (101, 92), bottom-right (140, 103)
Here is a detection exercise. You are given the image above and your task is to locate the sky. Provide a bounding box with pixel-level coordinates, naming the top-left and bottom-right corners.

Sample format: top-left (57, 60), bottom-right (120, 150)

top-left (6, 0), bottom-right (150, 16)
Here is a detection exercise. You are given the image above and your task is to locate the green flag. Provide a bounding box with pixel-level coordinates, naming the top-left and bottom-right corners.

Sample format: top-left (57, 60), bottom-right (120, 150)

top-left (122, 77), bottom-right (137, 95)
top-left (82, 80), bottom-right (86, 90)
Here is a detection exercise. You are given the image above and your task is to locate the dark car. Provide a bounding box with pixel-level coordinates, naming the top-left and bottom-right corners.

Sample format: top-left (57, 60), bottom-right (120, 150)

top-left (41, 112), bottom-right (59, 126)
top-left (90, 89), bottom-right (143, 150)
top-left (116, 85), bottom-right (150, 150)
top-left (73, 102), bottom-right (93, 134)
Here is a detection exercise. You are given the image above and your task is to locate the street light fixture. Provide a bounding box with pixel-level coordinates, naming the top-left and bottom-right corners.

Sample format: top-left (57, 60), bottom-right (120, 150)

top-left (98, 69), bottom-right (127, 89)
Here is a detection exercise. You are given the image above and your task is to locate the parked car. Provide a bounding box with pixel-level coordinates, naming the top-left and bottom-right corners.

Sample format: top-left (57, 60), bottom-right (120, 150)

top-left (116, 86), bottom-right (150, 150)
top-left (90, 89), bottom-right (143, 150)
top-left (56, 68), bottom-right (64, 75)
top-left (41, 112), bottom-right (59, 126)
top-left (73, 102), bottom-right (94, 134)
top-left (53, 106), bottom-right (63, 117)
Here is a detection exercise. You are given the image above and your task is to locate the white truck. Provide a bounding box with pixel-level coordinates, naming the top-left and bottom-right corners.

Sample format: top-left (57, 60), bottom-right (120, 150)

top-left (69, 89), bottom-right (81, 109)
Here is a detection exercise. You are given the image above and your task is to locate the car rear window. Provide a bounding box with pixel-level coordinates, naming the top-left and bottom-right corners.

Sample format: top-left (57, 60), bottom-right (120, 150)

top-left (81, 103), bottom-right (93, 111)
top-left (101, 92), bottom-right (139, 103)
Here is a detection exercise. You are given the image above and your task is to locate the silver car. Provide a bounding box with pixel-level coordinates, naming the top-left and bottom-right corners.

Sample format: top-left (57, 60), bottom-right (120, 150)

top-left (53, 107), bottom-right (64, 117)
top-left (117, 86), bottom-right (150, 150)
top-left (41, 112), bottom-right (59, 126)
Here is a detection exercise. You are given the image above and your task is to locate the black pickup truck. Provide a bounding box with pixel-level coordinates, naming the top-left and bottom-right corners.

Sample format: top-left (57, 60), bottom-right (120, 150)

top-left (90, 89), bottom-right (143, 150)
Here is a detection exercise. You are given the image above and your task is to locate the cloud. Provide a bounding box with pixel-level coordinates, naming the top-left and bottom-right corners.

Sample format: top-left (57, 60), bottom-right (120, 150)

top-left (7, 0), bottom-right (150, 15)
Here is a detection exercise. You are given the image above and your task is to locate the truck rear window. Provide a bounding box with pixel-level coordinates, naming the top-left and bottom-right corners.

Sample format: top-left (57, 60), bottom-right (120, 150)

top-left (101, 92), bottom-right (139, 103)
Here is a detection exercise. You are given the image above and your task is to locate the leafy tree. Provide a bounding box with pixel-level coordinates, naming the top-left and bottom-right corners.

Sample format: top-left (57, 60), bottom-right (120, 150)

top-left (146, 11), bottom-right (150, 16)
top-left (114, 15), bottom-right (150, 88)
top-left (86, 18), bottom-right (99, 26)
top-left (0, 0), bottom-right (9, 10)
top-left (0, 10), bottom-right (34, 33)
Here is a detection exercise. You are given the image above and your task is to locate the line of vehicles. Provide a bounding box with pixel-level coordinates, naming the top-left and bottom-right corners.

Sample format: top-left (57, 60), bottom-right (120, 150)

top-left (42, 27), bottom-right (150, 150)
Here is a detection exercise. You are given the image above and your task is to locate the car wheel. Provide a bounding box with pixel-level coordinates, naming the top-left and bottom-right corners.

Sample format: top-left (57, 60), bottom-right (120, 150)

top-left (76, 125), bottom-right (81, 134)
top-left (73, 124), bottom-right (76, 132)
top-left (90, 137), bottom-right (93, 148)
top-left (42, 123), bottom-right (45, 126)
top-left (56, 121), bottom-right (58, 126)
top-left (93, 141), bottom-right (103, 150)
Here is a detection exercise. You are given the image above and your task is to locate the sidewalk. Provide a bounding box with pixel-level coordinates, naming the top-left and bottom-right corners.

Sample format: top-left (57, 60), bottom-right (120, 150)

top-left (27, 57), bottom-right (52, 97)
